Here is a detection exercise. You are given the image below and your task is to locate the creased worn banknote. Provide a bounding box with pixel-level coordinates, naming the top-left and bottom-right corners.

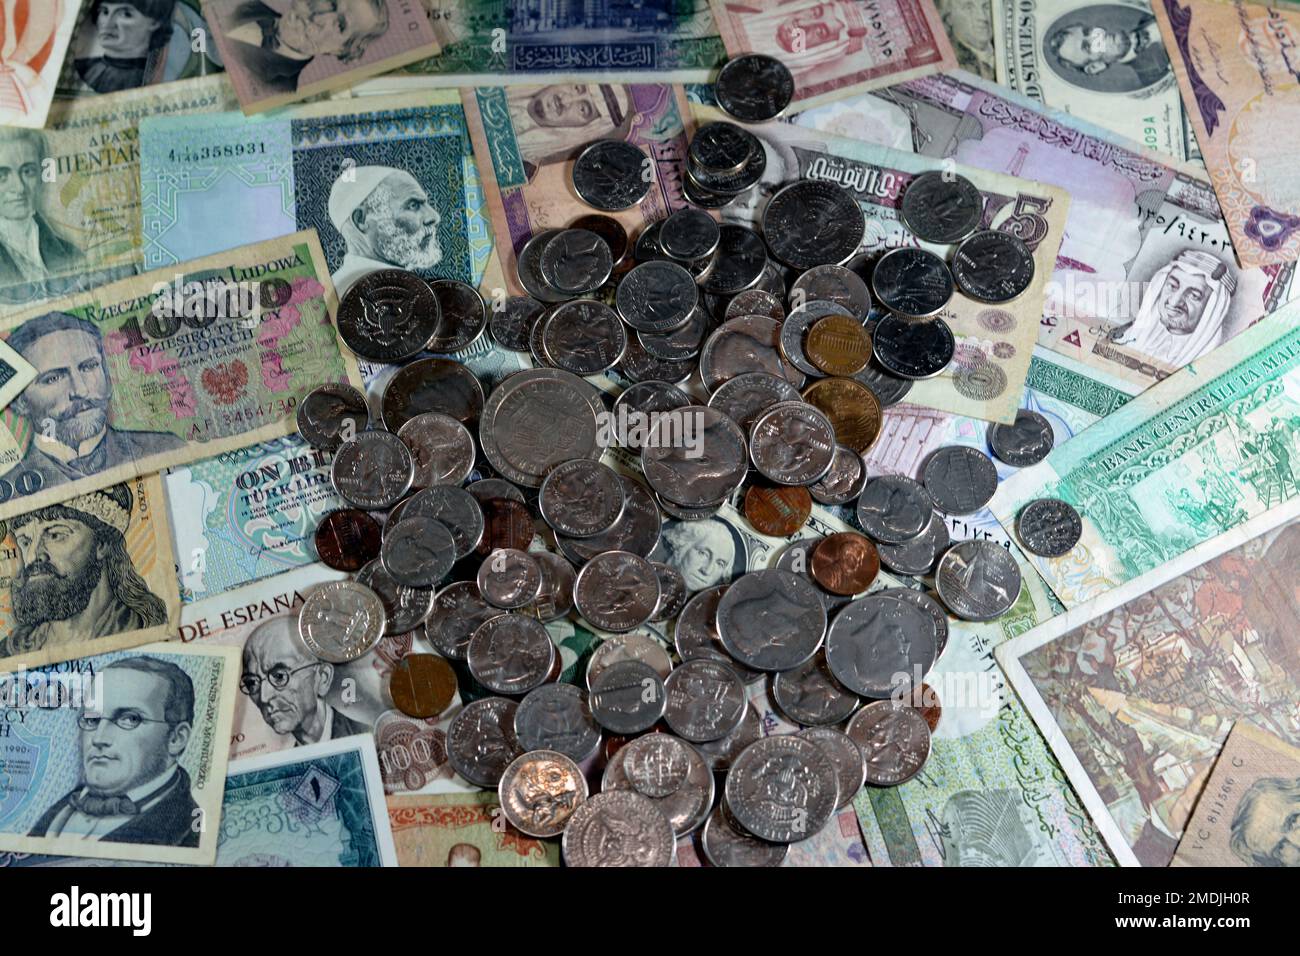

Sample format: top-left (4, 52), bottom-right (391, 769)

top-left (387, 792), bottom-right (560, 867)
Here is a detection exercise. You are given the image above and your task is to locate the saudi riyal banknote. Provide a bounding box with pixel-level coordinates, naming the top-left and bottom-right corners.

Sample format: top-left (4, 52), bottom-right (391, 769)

top-left (387, 792), bottom-right (560, 867)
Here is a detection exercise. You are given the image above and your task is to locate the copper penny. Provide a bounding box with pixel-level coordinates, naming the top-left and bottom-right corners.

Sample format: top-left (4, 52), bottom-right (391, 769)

top-left (801, 376), bottom-right (882, 455)
top-left (743, 484), bottom-right (812, 536)
top-left (313, 508), bottom-right (382, 572)
top-left (810, 532), bottom-right (880, 596)
top-left (906, 681), bottom-right (943, 732)
top-left (388, 653), bottom-right (458, 718)
top-left (805, 314), bottom-right (872, 375)
top-left (476, 497), bottom-right (536, 557)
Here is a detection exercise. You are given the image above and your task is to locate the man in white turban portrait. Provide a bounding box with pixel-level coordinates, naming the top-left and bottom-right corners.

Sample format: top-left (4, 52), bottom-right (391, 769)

top-left (327, 165), bottom-right (443, 295)
top-left (1116, 249), bottom-right (1237, 368)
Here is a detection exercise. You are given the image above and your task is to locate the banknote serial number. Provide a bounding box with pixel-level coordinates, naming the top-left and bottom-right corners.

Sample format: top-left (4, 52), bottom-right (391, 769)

top-left (220, 398), bottom-right (297, 428)
top-left (168, 143), bottom-right (268, 164)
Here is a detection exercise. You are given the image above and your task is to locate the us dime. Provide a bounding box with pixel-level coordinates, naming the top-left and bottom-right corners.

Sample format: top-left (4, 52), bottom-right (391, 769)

top-left (380, 516), bottom-right (455, 588)
top-left (935, 539), bottom-right (1023, 621)
top-left (922, 445), bottom-right (999, 515)
top-left (538, 459), bottom-right (625, 538)
top-left (663, 658), bottom-right (747, 742)
top-left (762, 180), bottom-right (864, 270)
top-left (846, 700), bottom-right (932, 786)
top-left (899, 170), bottom-right (983, 244)
top-left (871, 313), bottom-right (955, 380)
top-left (1016, 498), bottom-right (1083, 557)
top-left (952, 230), bottom-right (1035, 303)
top-left (717, 569), bottom-right (826, 671)
top-left (588, 659), bottom-right (666, 734)
top-left (563, 791), bottom-right (674, 867)
top-left (514, 683), bottom-right (602, 762)
top-left (989, 408), bottom-right (1055, 467)
top-left (715, 53), bottom-right (795, 122)
top-left (296, 383), bottom-right (368, 451)
top-left (870, 247), bottom-right (954, 318)
top-left (297, 581), bottom-right (387, 663)
top-left (336, 269), bottom-right (440, 363)
top-left (447, 697), bottom-right (523, 788)
top-left (824, 594), bottom-right (938, 698)
top-left (725, 735), bottom-right (839, 843)
top-left (572, 139), bottom-right (652, 211)
top-left (573, 550), bottom-right (660, 632)
top-left (467, 613), bottom-right (556, 696)
top-left (498, 750), bottom-right (587, 838)
top-left (330, 431), bottom-right (414, 510)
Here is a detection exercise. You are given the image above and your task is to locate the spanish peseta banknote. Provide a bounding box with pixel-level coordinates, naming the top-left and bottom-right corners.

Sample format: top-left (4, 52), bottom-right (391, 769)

top-left (387, 792), bottom-right (560, 867)
top-left (0, 230), bottom-right (363, 522)
top-left (0, 641), bottom-right (240, 865)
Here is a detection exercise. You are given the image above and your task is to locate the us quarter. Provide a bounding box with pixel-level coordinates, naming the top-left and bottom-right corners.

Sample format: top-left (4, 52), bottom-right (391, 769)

top-left (790, 263), bottom-right (872, 321)
top-left (870, 247), bottom-right (954, 318)
top-left (467, 613), bottom-right (556, 696)
top-left (489, 295), bottom-right (545, 352)
top-left (701, 804), bottom-right (787, 867)
top-left (573, 550), bottom-right (661, 632)
top-left (447, 697), bottom-right (523, 788)
top-left (855, 475), bottom-right (933, 543)
top-left (539, 228), bottom-right (613, 294)
top-left (425, 580), bottom-right (501, 660)
top-left (748, 402), bottom-right (837, 485)
top-left (846, 700), bottom-right (932, 786)
top-left (572, 139), bottom-right (652, 211)
top-left (715, 53), bottom-right (795, 122)
top-left (555, 475), bottom-right (662, 562)
top-left (660, 207), bottom-right (721, 262)
top-left (899, 170), bottom-right (983, 244)
top-left (663, 658), bottom-right (747, 742)
top-left (538, 458), bottom-right (625, 538)
top-left (530, 551), bottom-right (577, 622)
top-left (477, 548), bottom-right (543, 610)
top-left (773, 651), bottom-right (860, 726)
top-left (877, 511), bottom-right (948, 577)
top-left (616, 260), bottom-right (698, 333)
top-left (541, 299), bottom-right (627, 375)
top-left (514, 683), bottom-right (602, 762)
top-left (330, 430), bottom-right (414, 510)
top-left (871, 313), bottom-right (955, 380)
top-left (584, 630), bottom-right (673, 689)
top-left (379, 515), bottom-right (455, 587)
top-left (297, 580), bottom-right (387, 663)
top-left (355, 559), bottom-right (435, 634)
top-left (989, 408), bottom-right (1055, 467)
top-left (396, 411), bottom-right (475, 488)
top-left (387, 484), bottom-right (484, 559)
top-left (798, 727), bottom-right (865, 809)
top-left (952, 230), bottom-right (1035, 303)
top-left (588, 659), bottom-right (666, 734)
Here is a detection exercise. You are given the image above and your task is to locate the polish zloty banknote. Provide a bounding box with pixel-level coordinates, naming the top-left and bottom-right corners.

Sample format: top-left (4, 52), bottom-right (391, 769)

top-left (387, 792), bottom-right (560, 867)
top-left (0, 1), bottom-right (80, 128)
top-left (220, 735), bottom-right (398, 866)
top-left (0, 231), bottom-right (363, 521)
top-left (707, 0), bottom-right (957, 111)
top-left (0, 641), bottom-right (240, 865)
top-left (936, 0), bottom-right (998, 80)
top-left (0, 475), bottom-right (180, 673)
top-left (992, 0), bottom-right (1199, 161)
top-left (992, 296), bottom-right (1300, 609)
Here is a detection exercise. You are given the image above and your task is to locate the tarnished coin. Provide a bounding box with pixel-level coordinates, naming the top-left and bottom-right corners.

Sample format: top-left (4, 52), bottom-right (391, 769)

top-left (700, 224), bottom-right (768, 296)
top-left (856, 475), bottom-right (933, 544)
top-left (798, 727), bottom-right (865, 809)
top-left (872, 313), bottom-right (955, 380)
top-left (806, 314), bottom-right (872, 376)
top-left (426, 581), bottom-right (501, 660)
top-left (1016, 498), bottom-right (1083, 557)
top-left (296, 383), bottom-right (368, 451)
top-left (466, 478), bottom-right (526, 505)
top-left (911, 682), bottom-right (943, 732)
top-left (588, 659), bottom-right (666, 734)
top-left (952, 230), bottom-right (1035, 303)
top-left (616, 260), bottom-right (698, 333)
top-left (853, 362), bottom-right (913, 407)
top-left (490, 295), bottom-right (545, 352)
top-left (331, 431), bottom-right (414, 510)
top-left (297, 580), bottom-right (387, 663)
top-left (313, 508), bottom-right (382, 572)
top-left (516, 229), bottom-right (570, 302)
top-left (791, 263), bottom-right (872, 321)
top-left (355, 559), bottom-right (435, 634)
top-left (989, 408), bottom-right (1055, 467)
top-left (727, 288), bottom-right (785, 321)
top-left (674, 586), bottom-right (761, 686)
top-left (514, 683), bottom-right (602, 762)
top-left (877, 510), bottom-right (948, 577)
top-left (556, 475), bottom-right (662, 563)
top-left (780, 300), bottom-right (854, 377)
top-left (447, 696), bottom-right (523, 788)
top-left (476, 496), bottom-right (536, 557)
top-left (427, 279), bottom-right (487, 353)
top-left (708, 371), bottom-right (801, 433)
top-left (899, 170), bottom-right (983, 244)
top-left (700, 314), bottom-right (804, 391)
top-left (649, 561), bottom-right (687, 622)
top-left (663, 658), bottom-right (747, 742)
top-left (744, 484), bottom-right (812, 536)
top-left (572, 139), bottom-right (652, 211)
top-left (539, 228), bottom-right (613, 294)
top-left (660, 207), bottom-right (721, 262)
top-left (935, 539), bottom-right (1023, 621)
top-left (701, 804), bottom-right (788, 867)
top-left (810, 532), bottom-right (879, 596)
top-left (541, 299), bottom-right (627, 375)
top-left (381, 356), bottom-right (485, 431)
top-left (825, 594), bottom-right (938, 699)
top-left (870, 247), bottom-right (954, 318)
top-left (396, 411), bottom-right (476, 488)
top-left (574, 550), bottom-right (660, 633)
top-left (762, 180), bottom-right (864, 270)
top-left (773, 651), bottom-right (860, 727)
top-left (801, 375), bottom-right (882, 455)
top-left (477, 548), bottom-right (543, 610)
top-left (749, 402), bottom-right (836, 485)
top-left (717, 569), bottom-right (827, 672)
top-left (388, 485), bottom-right (484, 560)
top-left (563, 791), bottom-right (675, 867)
top-left (604, 735), bottom-right (714, 837)
top-left (585, 631), bottom-right (673, 689)
top-left (336, 269), bottom-right (440, 363)
top-left (846, 700), bottom-right (932, 786)
top-left (922, 445), bottom-right (999, 515)
top-left (879, 587), bottom-right (949, 662)
top-left (715, 53), bottom-right (795, 122)
top-left (388, 653), bottom-right (457, 719)
top-left (530, 551), bottom-right (577, 621)
top-left (539, 459), bottom-right (625, 538)
top-left (642, 406), bottom-right (748, 508)
top-left (726, 734), bottom-right (839, 843)
top-left (498, 749), bottom-right (587, 838)
top-left (380, 515), bottom-right (456, 587)
top-left (467, 613), bottom-right (556, 696)
top-left (479, 368), bottom-right (602, 488)
top-left (809, 444), bottom-right (868, 506)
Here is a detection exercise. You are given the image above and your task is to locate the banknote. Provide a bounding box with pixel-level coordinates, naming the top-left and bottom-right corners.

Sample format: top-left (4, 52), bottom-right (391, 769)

top-left (787, 69), bottom-right (1296, 391)
top-left (0, 640), bottom-right (239, 865)
top-left (0, 75), bottom-right (237, 310)
top-left (220, 735), bottom-right (398, 866)
top-left (387, 792), bottom-right (560, 867)
top-left (693, 107), bottom-right (1072, 424)
top-left (1153, 0), bottom-right (1300, 268)
top-left (463, 82), bottom-right (694, 295)
top-left (0, 339), bottom-right (35, 412)
top-left (707, 0), bottom-right (957, 111)
top-left (992, 0), bottom-right (1198, 161)
top-left (201, 0), bottom-right (441, 114)
top-left (937, 0), bottom-right (998, 80)
top-left (0, 474), bottom-right (179, 674)
top-left (997, 494), bottom-right (1300, 866)
top-left (0, 231), bottom-right (364, 521)
top-left (0, 0), bottom-right (80, 128)
top-left (991, 298), bottom-right (1300, 608)
top-left (1172, 722), bottom-right (1300, 867)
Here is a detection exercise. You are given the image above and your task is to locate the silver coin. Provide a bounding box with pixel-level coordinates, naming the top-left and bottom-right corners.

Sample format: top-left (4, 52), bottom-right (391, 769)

top-left (633, 220), bottom-right (669, 262)
top-left (563, 791), bottom-right (675, 867)
top-left (780, 300), bottom-right (855, 378)
top-left (663, 658), bottom-right (747, 742)
top-left (623, 734), bottom-right (693, 799)
top-left (876, 510), bottom-right (948, 576)
top-left (725, 734), bottom-right (839, 843)
top-left (660, 207), bottom-right (721, 262)
top-left (396, 411), bottom-right (476, 489)
top-left (870, 247), bottom-right (954, 318)
top-left (613, 380), bottom-right (693, 418)
top-left (426, 581), bottom-right (501, 660)
top-left (447, 697), bottom-right (523, 788)
top-left (336, 269), bottom-right (440, 363)
top-left (498, 749), bottom-right (587, 838)
top-left (516, 229), bottom-right (570, 302)
top-left (467, 613), bottom-right (556, 696)
top-left (855, 475), bottom-right (933, 543)
top-left (846, 700), bottom-right (932, 786)
top-left (330, 431), bottom-right (414, 510)
top-left (514, 683), bottom-right (602, 762)
top-left (617, 334), bottom-right (696, 384)
top-left (380, 356), bottom-right (485, 432)
top-left (296, 383), bottom-right (368, 451)
top-left (935, 539), bottom-right (1023, 621)
top-left (708, 371), bottom-right (801, 433)
top-left (726, 288), bottom-right (785, 321)
top-left (1016, 497), bottom-right (1083, 558)
top-left (572, 139), bottom-right (652, 211)
top-left (871, 313), bottom-right (955, 380)
top-left (556, 475), bottom-right (662, 562)
top-left (687, 133), bottom-right (767, 195)
top-left (772, 650), bottom-right (860, 726)
top-left (922, 445), bottom-right (999, 515)
top-left (791, 264), bottom-right (872, 321)
top-left (616, 260), bottom-right (698, 333)
top-left (604, 735), bottom-right (714, 837)
top-left (810, 444), bottom-right (868, 506)
top-left (572, 213), bottom-right (630, 268)
top-left (989, 409), bottom-right (1055, 467)
top-left (573, 549), bottom-right (660, 632)
top-left (539, 228), bottom-right (613, 294)
top-left (798, 726), bottom-right (865, 809)
top-left (682, 171), bottom-right (741, 209)
top-left (466, 478), bottom-right (526, 505)
top-left (380, 515), bottom-right (456, 588)
top-left (701, 803), bottom-right (787, 867)
top-left (585, 631), bottom-right (673, 689)
top-left (772, 539), bottom-right (852, 613)
top-left (477, 548), bottom-right (543, 610)
top-left (715, 53), bottom-right (795, 122)
top-left (538, 459), bottom-right (625, 538)
top-left (716, 569), bottom-right (826, 672)
top-left (749, 402), bottom-right (837, 485)
top-left (700, 224), bottom-right (768, 295)
top-left (637, 305), bottom-right (711, 361)
top-left (694, 704), bottom-right (762, 772)
top-left (899, 170), bottom-right (983, 244)
top-left (877, 586), bottom-right (949, 662)
top-left (479, 368), bottom-right (602, 488)
top-left (688, 121), bottom-right (757, 176)
top-left (355, 559), bottom-right (435, 634)
top-left (641, 406), bottom-right (748, 508)
top-left (489, 295), bottom-right (545, 352)
top-left (952, 230), bottom-right (1035, 303)
top-left (655, 492), bottom-right (724, 522)
top-left (649, 561), bottom-right (687, 622)
top-left (762, 180), bottom-right (864, 271)
top-left (540, 299), bottom-right (627, 376)
top-left (427, 279), bottom-right (487, 353)
top-left (588, 659), bottom-right (666, 734)
top-left (296, 580), bottom-right (387, 663)
top-left (529, 550), bottom-right (577, 621)
top-left (389, 485), bottom-right (484, 559)
top-left (824, 594), bottom-right (938, 698)
top-left (853, 362), bottom-right (913, 407)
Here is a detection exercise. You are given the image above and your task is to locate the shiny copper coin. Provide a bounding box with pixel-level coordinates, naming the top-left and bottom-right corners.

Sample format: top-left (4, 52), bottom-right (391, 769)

top-left (801, 377), bottom-right (883, 455)
top-left (810, 532), bottom-right (880, 596)
top-left (389, 653), bottom-right (458, 718)
top-left (743, 484), bottom-right (813, 536)
top-left (905, 681), bottom-right (943, 732)
top-left (313, 508), bottom-right (382, 572)
top-left (476, 497), bottom-right (536, 557)
top-left (805, 314), bottom-right (872, 376)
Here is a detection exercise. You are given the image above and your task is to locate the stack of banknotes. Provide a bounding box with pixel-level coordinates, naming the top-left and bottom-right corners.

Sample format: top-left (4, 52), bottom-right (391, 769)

top-left (0, 0), bottom-right (1296, 869)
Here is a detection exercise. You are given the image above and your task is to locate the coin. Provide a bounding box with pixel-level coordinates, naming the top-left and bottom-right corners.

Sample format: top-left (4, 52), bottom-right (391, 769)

top-left (336, 269), bottom-right (440, 363)
top-left (388, 653), bottom-right (457, 718)
top-left (801, 375), bottom-right (882, 454)
top-left (922, 445), bottom-right (999, 515)
top-left (466, 478), bottom-right (526, 505)
top-left (563, 791), bottom-right (675, 867)
top-left (617, 334), bottom-right (695, 384)
top-left (762, 180), bottom-right (864, 270)
top-left (498, 749), bottom-right (587, 838)
top-left (516, 229), bottom-right (570, 302)
top-left (514, 683), bottom-right (602, 762)
top-left (539, 228), bottom-right (613, 294)
top-left (877, 511), bottom-right (948, 577)
top-left (614, 380), bottom-right (693, 419)
top-left (555, 475), bottom-right (662, 562)
top-left (489, 295), bottom-right (545, 352)
top-left (791, 263), bottom-right (872, 321)
top-left (467, 613), bottom-right (555, 696)
top-left (772, 540), bottom-right (853, 614)
top-left (952, 230), bottom-right (1035, 303)
top-left (572, 139), bottom-right (651, 211)
top-left (637, 305), bottom-right (711, 361)
top-left (810, 532), bottom-right (880, 595)
top-left (700, 224), bottom-right (768, 295)
top-left (604, 735), bottom-right (713, 837)
top-left (701, 804), bottom-right (787, 867)
top-left (989, 408), bottom-right (1055, 467)
top-left (615, 260), bottom-right (697, 334)
top-left (780, 300), bottom-right (854, 377)
top-left (715, 53), bottom-right (794, 122)
top-left (330, 430), bottom-right (414, 510)
top-left (682, 171), bottom-right (741, 209)
top-left (694, 705), bottom-right (762, 773)
top-left (911, 682), bottom-right (943, 732)
top-left (749, 402), bottom-right (837, 485)
top-left (809, 444), bottom-right (868, 506)
top-left (389, 485), bottom-right (484, 559)
top-left (426, 279), bottom-right (487, 353)
top-left (477, 548), bottom-right (543, 609)
top-left (447, 697), bottom-right (523, 788)
top-left (699, 315), bottom-right (804, 391)
top-left (313, 508), bottom-right (382, 572)
top-left (296, 383), bottom-right (369, 451)
top-left (806, 314), bottom-right (872, 376)
top-left (425, 581), bottom-right (501, 660)
top-left (773, 651), bottom-right (860, 726)
top-left (847, 700), bottom-right (932, 786)
top-left (717, 569), bottom-right (827, 671)
top-left (479, 368), bottom-right (602, 487)
top-left (673, 585), bottom-right (762, 686)
top-left (872, 313), bottom-right (955, 379)
top-left (708, 371), bottom-right (801, 433)
top-left (649, 561), bottom-right (687, 622)
top-left (870, 247), bottom-right (954, 318)
top-left (663, 658), bottom-right (747, 742)
top-left (1016, 497), bottom-right (1083, 557)
top-left (476, 496), bottom-right (536, 557)
top-left (641, 406), bottom-right (748, 507)
top-left (380, 515), bottom-right (456, 587)
top-left (541, 299), bottom-right (627, 375)
top-left (381, 356), bottom-right (485, 431)
top-left (687, 134), bottom-right (767, 195)
top-left (726, 734), bottom-right (839, 843)
top-left (855, 475), bottom-right (933, 544)
top-left (853, 362), bottom-right (913, 407)
top-left (726, 288), bottom-right (785, 321)
top-left (588, 659), bottom-right (666, 734)
top-left (899, 170), bottom-right (983, 244)
top-left (297, 580), bottom-right (387, 663)
top-left (585, 631), bottom-right (673, 689)
top-left (396, 411), bottom-right (476, 488)
top-left (660, 207), bottom-right (721, 262)
top-left (573, 550), bottom-right (660, 632)
top-left (355, 559), bottom-right (435, 634)
top-left (743, 484), bottom-right (812, 536)
top-left (879, 587), bottom-right (950, 662)
top-left (538, 458), bottom-right (625, 538)
top-left (825, 594), bottom-right (938, 698)
top-left (688, 121), bottom-right (756, 176)
top-left (935, 539), bottom-right (1023, 620)
top-left (798, 727), bottom-right (865, 809)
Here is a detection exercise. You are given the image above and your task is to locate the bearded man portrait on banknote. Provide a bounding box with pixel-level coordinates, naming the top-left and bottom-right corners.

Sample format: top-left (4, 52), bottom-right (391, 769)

top-left (1043, 4), bottom-right (1170, 94)
top-left (327, 165), bottom-right (444, 295)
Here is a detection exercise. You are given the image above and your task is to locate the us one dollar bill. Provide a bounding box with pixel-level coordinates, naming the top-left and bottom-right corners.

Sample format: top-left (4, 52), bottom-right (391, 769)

top-left (387, 792), bottom-right (560, 867)
top-left (937, 0), bottom-right (999, 80)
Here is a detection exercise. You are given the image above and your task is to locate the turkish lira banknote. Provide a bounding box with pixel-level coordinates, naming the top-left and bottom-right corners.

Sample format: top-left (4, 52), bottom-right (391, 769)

top-left (387, 791), bottom-right (560, 867)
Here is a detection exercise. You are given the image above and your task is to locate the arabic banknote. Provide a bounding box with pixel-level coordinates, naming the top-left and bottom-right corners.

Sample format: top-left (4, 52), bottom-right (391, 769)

top-left (1172, 722), bottom-right (1300, 867)
top-left (707, 0), bottom-right (957, 111)
top-left (0, 231), bottom-right (363, 521)
top-left (937, 0), bottom-right (998, 79)
top-left (387, 792), bottom-right (560, 867)
top-left (998, 494), bottom-right (1300, 866)
top-left (0, 0), bottom-right (80, 128)
top-left (0, 641), bottom-right (240, 865)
